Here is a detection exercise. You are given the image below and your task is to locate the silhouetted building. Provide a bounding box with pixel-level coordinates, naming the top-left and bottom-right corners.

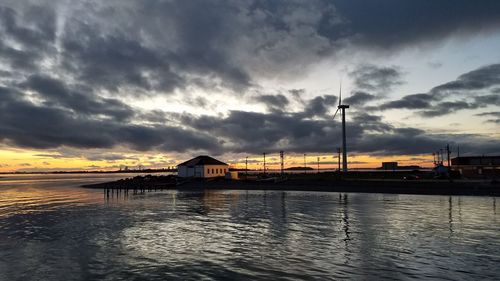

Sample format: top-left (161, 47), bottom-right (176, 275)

top-left (434, 164), bottom-right (448, 176)
top-left (177, 155), bottom-right (229, 178)
top-left (381, 162), bottom-right (398, 170)
top-left (451, 156), bottom-right (500, 177)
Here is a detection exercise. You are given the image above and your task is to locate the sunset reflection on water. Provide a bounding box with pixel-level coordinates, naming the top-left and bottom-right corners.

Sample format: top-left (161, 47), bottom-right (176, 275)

top-left (0, 174), bottom-right (499, 280)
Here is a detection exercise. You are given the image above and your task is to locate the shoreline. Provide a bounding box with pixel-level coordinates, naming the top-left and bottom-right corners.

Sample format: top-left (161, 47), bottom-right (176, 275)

top-left (82, 176), bottom-right (500, 197)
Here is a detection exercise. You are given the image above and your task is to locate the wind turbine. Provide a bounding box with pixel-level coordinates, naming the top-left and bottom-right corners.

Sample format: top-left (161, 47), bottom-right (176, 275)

top-left (333, 82), bottom-right (350, 172)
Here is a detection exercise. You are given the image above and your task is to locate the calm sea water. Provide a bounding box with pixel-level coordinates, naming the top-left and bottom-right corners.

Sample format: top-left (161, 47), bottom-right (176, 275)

top-left (0, 174), bottom-right (499, 280)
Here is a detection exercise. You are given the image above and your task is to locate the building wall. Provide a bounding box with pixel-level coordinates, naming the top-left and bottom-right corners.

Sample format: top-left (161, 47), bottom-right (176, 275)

top-left (178, 166), bottom-right (189, 177)
top-left (204, 165), bottom-right (229, 178)
top-left (178, 165), bottom-right (229, 178)
top-left (453, 165), bottom-right (500, 178)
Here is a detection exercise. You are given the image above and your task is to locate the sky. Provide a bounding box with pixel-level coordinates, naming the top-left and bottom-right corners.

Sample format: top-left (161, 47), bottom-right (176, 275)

top-left (0, 0), bottom-right (500, 172)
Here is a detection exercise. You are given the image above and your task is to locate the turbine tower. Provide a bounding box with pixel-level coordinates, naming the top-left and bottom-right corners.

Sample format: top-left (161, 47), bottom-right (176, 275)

top-left (333, 83), bottom-right (350, 172)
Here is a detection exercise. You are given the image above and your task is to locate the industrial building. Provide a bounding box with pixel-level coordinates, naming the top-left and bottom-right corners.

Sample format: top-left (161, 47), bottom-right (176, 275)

top-left (177, 155), bottom-right (229, 178)
top-left (451, 156), bottom-right (500, 177)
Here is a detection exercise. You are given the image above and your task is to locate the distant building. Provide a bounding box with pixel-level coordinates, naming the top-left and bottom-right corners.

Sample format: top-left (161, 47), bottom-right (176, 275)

top-left (381, 162), bottom-right (398, 170)
top-left (451, 156), bottom-right (500, 177)
top-left (177, 155), bottom-right (229, 178)
top-left (434, 164), bottom-right (448, 176)
top-left (225, 171), bottom-right (239, 180)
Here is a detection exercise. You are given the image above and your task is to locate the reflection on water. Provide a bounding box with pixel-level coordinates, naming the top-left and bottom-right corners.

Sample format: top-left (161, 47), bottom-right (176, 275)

top-left (0, 174), bottom-right (499, 280)
top-left (0, 173), bottom-right (156, 219)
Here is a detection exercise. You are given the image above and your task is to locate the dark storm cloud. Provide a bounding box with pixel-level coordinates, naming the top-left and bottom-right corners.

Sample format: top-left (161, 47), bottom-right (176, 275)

top-left (351, 113), bottom-right (392, 132)
top-left (430, 64), bottom-right (500, 96)
top-left (22, 75), bottom-right (134, 121)
top-left (343, 91), bottom-right (376, 106)
top-left (474, 94), bottom-right (500, 106)
top-left (3, 1), bottom-right (499, 96)
top-left (302, 95), bottom-right (337, 117)
top-left (179, 109), bottom-right (499, 156)
top-left (58, 0), bottom-right (256, 93)
top-left (380, 94), bottom-right (432, 110)
top-left (355, 131), bottom-right (440, 156)
top-left (255, 94), bottom-right (290, 112)
top-left (419, 101), bottom-right (475, 117)
top-left (422, 94), bottom-right (500, 117)
top-left (0, 1), bottom-right (500, 156)
top-left (0, 5), bottom-right (55, 48)
top-left (321, 0), bottom-right (500, 50)
top-left (349, 64), bottom-right (404, 93)
top-left (0, 5), bottom-right (56, 70)
top-left (382, 93), bottom-right (499, 117)
top-left (476, 112), bottom-right (500, 118)
top-left (379, 64), bottom-right (500, 116)
top-left (288, 89), bottom-right (307, 104)
top-left (255, 93), bottom-right (337, 116)
top-left (288, 89), bottom-right (306, 98)
top-left (1, 83), bottom-right (497, 156)
top-left (61, 30), bottom-right (186, 93)
top-left (476, 112), bottom-right (500, 124)
top-left (0, 87), bottom-right (218, 152)
top-left (180, 110), bottom-right (349, 153)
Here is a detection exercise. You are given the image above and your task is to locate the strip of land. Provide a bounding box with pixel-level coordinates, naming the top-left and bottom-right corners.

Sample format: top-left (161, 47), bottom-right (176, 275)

top-left (82, 175), bottom-right (500, 196)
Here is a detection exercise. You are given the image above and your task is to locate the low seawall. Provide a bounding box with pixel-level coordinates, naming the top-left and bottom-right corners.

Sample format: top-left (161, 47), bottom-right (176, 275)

top-left (178, 179), bottom-right (500, 196)
top-left (82, 176), bottom-right (500, 196)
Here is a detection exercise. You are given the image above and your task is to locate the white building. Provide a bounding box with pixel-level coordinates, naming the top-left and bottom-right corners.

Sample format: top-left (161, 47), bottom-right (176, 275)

top-left (177, 155), bottom-right (229, 178)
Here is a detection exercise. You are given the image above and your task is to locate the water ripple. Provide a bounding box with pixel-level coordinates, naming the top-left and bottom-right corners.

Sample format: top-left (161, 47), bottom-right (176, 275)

top-left (0, 175), bottom-right (499, 280)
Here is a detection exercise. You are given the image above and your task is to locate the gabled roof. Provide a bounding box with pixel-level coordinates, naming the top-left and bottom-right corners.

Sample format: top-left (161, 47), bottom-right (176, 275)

top-left (177, 155), bottom-right (228, 167)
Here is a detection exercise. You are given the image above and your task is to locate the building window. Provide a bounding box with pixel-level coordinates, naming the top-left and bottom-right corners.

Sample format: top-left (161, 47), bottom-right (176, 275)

top-left (207, 169), bottom-right (210, 174)
top-left (212, 168), bottom-right (214, 174)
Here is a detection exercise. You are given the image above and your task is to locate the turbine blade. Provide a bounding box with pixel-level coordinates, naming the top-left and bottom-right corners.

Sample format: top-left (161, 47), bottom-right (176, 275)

top-left (338, 81), bottom-right (342, 106)
top-left (333, 108), bottom-right (340, 119)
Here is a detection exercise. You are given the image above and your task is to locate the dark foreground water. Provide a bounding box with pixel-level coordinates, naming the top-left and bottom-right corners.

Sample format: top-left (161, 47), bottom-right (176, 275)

top-left (0, 174), bottom-right (499, 280)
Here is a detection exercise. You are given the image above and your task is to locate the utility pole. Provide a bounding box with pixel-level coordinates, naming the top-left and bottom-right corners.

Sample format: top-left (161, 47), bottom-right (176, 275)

top-left (263, 153), bottom-right (266, 176)
top-left (337, 148), bottom-right (341, 172)
top-left (304, 154), bottom-right (307, 174)
top-left (446, 144), bottom-right (451, 168)
top-left (317, 157), bottom-right (320, 174)
top-left (280, 151), bottom-right (284, 176)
